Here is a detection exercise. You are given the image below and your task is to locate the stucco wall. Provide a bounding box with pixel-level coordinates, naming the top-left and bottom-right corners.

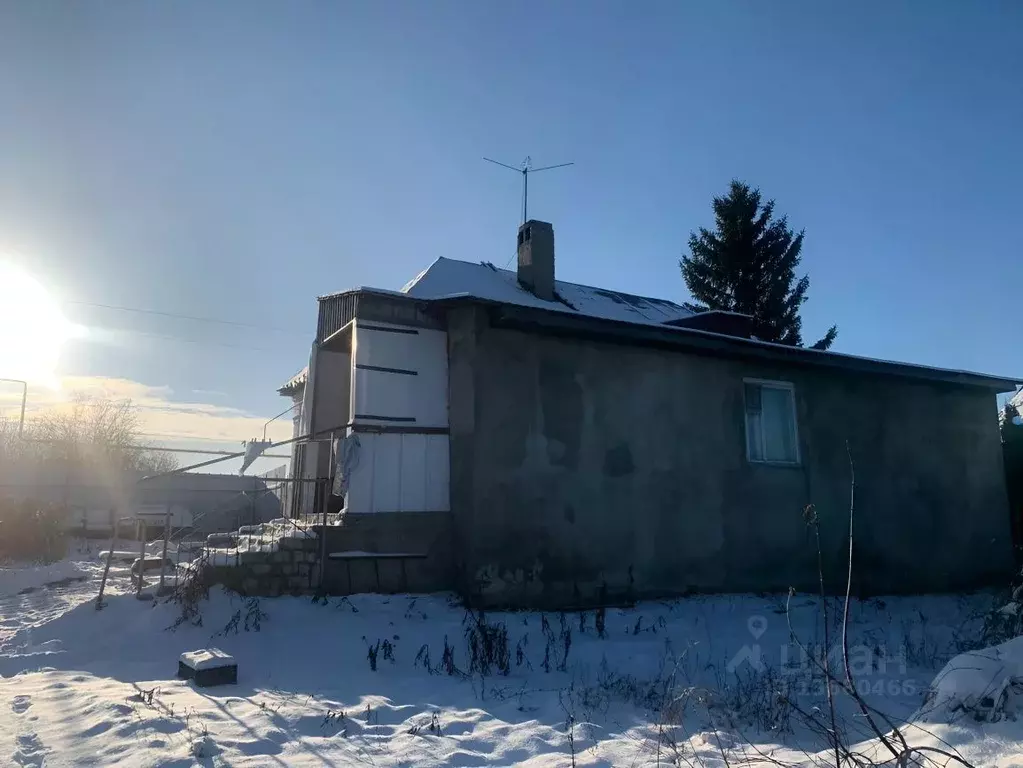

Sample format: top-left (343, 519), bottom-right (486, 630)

top-left (448, 307), bottom-right (1013, 607)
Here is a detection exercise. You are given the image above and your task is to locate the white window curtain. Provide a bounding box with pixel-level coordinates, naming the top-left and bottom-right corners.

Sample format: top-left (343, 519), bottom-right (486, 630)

top-left (745, 382), bottom-right (797, 463)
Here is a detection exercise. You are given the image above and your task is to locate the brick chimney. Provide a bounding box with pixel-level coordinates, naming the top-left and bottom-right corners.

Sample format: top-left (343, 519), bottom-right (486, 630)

top-left (516, 220), bottom-right (555, 301)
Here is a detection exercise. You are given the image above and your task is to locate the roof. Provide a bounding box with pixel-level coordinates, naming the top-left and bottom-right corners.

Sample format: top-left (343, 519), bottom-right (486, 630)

top-left (277, 367), bottom-right (308, 396)
top-left (309, 256), bottom-right (1018, 393)
top-left (401, 257), bottom-right (695, 328)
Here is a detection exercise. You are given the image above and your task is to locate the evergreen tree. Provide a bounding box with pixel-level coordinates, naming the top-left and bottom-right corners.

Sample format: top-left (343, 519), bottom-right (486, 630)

top-left (680, 180), bottom-right (837, 350)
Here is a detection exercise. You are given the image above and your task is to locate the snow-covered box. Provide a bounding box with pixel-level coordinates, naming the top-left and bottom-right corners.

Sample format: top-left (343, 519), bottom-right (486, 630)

top-left (178, 648), bottom-right (237, 687)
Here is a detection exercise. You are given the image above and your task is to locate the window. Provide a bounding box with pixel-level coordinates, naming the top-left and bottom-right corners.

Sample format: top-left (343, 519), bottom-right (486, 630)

top-left (744, 380), bottom-right (799, 464)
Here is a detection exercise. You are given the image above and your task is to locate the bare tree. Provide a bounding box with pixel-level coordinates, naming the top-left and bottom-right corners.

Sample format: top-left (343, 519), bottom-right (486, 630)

top-left (1, 396), bottom-right (178, 475)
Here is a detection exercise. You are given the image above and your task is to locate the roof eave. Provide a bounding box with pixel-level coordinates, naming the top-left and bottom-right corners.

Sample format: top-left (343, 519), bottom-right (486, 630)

top-left (486, 301), bottom-right (1019, 392)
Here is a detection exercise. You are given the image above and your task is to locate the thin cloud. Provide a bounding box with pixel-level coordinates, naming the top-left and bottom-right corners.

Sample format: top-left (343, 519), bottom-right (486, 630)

top-left (0, 375), bottom-right (293, 445)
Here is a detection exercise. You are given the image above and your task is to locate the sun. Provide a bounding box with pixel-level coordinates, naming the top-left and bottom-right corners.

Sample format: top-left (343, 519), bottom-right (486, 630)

top-left (0, 262), bottom-right (76, 387)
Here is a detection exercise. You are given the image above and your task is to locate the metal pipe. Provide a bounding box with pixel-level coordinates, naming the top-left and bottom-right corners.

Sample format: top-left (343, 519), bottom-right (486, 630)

top-left (95, 512), bottom-right (119, 611)
top-left (263, 403), bottom-right (299, 442)
top-left (135, 519), bottom-right (147, 598)
top-left (158, 510), bottom-right (171, 593)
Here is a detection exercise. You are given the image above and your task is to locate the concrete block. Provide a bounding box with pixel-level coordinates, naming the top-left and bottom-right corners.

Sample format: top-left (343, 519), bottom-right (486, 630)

top-left (267, 577), bottom-right (283, 596)
top-left (297, 563), bottom-right (310, 577)
top-left (241, 577), bottom-right (259, 594)
top-left (281, 564), bottom-right (296, 576)
top-left (273, 551), bottom-right (292, 563)
top-left (239, 552), bottom-right (267, 566)
top-left (251, 564), bottom-right (272, 575)
top-left (288, 576), bottom-right (307, 590)
top-left (279, 538), bottom-right (305, 550)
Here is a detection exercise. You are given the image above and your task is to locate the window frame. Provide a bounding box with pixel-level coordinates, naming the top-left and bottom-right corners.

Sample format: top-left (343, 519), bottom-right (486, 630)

top-left (742, 378), bottom-right (801, 466)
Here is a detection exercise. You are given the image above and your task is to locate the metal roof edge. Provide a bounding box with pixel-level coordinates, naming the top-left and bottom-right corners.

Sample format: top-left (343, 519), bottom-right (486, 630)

top-left (488, 302), bottom-right (1019, 392)
top-left (317, 286), bottom-right (410, 302)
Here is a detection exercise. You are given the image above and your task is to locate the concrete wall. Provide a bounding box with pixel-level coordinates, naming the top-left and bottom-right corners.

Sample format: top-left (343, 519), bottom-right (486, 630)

top-left (319, 512), bottom-right (454, 594)
top-left (206, 513), bottom-right (454, 597)
top-left (448, 306), bottom-right (1013, 607)
top-left (208, 536), bottom-right (320, 597)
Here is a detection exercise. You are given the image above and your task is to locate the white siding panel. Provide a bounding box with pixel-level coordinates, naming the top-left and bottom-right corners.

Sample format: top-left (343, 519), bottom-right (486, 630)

top-left (342, 320), bottom-right (450, 514)
top-left (400, 434), bottom-right (428, 512)
top-left (371, 434), bottom-right (402, 512)
top-left (425, 435), bottom-right (450, 512)
top-left (351, 321), bottom-right (448, 428)
top-left (345, 433), bottom-right (373, 513)
top-left (352, 367), bottom-right (415, 422)
top-left (344, 432), bottom-right (449, 513)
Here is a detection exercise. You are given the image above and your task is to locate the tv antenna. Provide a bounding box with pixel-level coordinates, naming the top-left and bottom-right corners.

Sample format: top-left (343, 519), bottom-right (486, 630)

top-left (483, 156), bottom-right (573, 224)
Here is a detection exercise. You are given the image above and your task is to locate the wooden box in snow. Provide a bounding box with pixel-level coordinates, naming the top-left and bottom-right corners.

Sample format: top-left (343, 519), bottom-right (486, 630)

top-left (177, 648), bottom-right (237, 687)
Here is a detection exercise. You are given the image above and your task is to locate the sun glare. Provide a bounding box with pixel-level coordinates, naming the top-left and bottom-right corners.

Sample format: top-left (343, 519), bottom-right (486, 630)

top-left (0, 262), bottom-right (76, 388)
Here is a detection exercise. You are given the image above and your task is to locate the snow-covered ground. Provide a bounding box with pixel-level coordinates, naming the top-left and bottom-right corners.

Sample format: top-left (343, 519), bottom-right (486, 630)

top-left (0, 560), bottom-right (88, 599)
top-left (1, 559), bottom-right (1022, 766)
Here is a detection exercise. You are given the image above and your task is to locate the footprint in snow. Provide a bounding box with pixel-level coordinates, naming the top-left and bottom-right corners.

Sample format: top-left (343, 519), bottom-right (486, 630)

top-left (12, 731), bottom-right (46, 767)
top-left (11, 695), bottom-right (31, 714)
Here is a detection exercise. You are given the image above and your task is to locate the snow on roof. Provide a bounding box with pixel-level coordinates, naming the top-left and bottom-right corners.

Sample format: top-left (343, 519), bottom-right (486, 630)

top-left (277, 367), bottom-right (308, 395)
top-left (1011, 387), bottom-right (1023, 409)
top-left (401, 257), bottom-right (694, 328)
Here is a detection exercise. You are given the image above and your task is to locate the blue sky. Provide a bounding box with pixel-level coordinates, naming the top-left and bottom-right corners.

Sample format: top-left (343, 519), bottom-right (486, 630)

top-left (1, 0), bottom-right (1021, 460)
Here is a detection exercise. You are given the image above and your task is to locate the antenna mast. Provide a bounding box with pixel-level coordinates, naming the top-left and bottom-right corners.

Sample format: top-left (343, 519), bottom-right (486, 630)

top-left (483, 156), bottom-right (574, 224)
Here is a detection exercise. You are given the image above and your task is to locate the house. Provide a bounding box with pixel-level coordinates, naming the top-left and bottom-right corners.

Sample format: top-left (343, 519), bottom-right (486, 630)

top-left (279, 220), bottom-right (1018, 607)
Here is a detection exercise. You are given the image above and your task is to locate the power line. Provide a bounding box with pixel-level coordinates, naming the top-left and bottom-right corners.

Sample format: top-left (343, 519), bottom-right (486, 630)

top-left (100, 327), bottom-right (281, 353)
top-left (65, 301), bottom-right (307, 335)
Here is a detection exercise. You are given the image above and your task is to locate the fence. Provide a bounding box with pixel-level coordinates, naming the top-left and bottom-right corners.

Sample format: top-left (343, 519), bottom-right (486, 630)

top-left (95, 490), bottom-right (323, 604)
top-left (259, 464), bottom-right (289, 513)
top-left (88, 428), bottom-right (341, 605)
